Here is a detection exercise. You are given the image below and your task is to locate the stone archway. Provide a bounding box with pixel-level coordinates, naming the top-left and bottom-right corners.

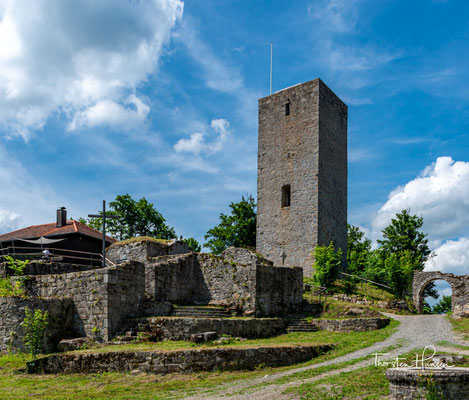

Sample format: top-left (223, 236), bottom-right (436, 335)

top-left (412, 271), bottom-right (469, 317)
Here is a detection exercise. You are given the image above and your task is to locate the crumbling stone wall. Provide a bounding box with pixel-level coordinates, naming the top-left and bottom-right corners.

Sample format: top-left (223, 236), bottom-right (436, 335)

top-left (107, 239), bottom-right (190, 264)
top-left (30, 344), bottom-right (333, 374)
top-left (20, 261), bottom-right (145, 340)
top-left (257, 78), bottom-right (347, 276)
top-left (143, 251), bottom-right (302, 317)
top-left (0, 296), bottom-right (75, 353)
top-left (412, 271), bottom-right (469, 317)
top-left (144, 253), bottom-right (257, 313)
top-left (140, 316), bottom-right (286, 341)
top-left (256, 264), bottom-right (303, 316)
top-left (0, 261), bottom-right (99, 277)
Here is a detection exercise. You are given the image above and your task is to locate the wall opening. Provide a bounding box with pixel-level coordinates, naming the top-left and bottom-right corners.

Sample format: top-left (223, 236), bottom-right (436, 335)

top-left (281, 185), bottom-right (291, 207)
top-left (422, 279), bottom-right (452, 315)
top-left (285, 102), bottom-right (290, 116)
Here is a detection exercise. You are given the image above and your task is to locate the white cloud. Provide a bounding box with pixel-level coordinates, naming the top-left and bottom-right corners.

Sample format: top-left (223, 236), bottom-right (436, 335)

top-left (372, 157), bottom-right (469, 247)
top-left (425, 238), bottom-right (469, 275)
top-left (308, 0), bottom-right (361, 33)
top-left (0, 207), bottom-right (20, 233)
top-left (0, 0), bottom-right (183, 138)
top-left (174, 118), bottom-right (230, 155)
top-left (69, 95), bottom-right (150, 131)
top-left (327, 43), bottom-right (400, 72)
top-left (349, 148), bottom-right (372, 162)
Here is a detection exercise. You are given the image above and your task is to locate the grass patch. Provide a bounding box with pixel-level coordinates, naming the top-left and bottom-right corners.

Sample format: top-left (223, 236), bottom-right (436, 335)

top-left (436, 340), bottom-right (469, 351)
top-left (109, 236), bottom-right (172, 248)
top-left (0, 319), bottom-right (399, 400)
top-left (446, 316), bottom-right (469, 341)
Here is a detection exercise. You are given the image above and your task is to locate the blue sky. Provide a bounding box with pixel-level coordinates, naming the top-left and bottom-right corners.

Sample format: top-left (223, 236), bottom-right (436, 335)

top-left (1, 0), bottom-right (469, 294)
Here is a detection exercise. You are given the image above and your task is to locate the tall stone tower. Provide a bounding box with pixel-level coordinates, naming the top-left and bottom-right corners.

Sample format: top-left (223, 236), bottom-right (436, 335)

top-left (256, 78), bottom-right (347, 276)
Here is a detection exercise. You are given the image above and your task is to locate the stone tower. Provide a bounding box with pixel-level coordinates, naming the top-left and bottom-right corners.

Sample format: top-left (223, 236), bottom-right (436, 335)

top-left (256, 78), bottom-right (347, 276)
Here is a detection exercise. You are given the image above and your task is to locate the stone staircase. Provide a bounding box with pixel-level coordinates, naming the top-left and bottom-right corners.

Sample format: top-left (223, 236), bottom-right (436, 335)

top-left (286, 301), bottom-right (322, 333)
top-left (170, 306), bottom-right (231, 318)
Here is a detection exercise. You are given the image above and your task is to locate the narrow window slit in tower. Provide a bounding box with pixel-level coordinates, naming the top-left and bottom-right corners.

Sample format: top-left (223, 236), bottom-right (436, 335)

top-left (285, 102), bottom-right (290, 116)
top-left (281, 185), bottom-right (291, 207)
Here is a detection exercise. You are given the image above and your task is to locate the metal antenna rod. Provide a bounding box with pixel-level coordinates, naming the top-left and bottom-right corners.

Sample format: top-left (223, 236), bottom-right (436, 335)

top-left (270, 42), bottom-right (273, 95)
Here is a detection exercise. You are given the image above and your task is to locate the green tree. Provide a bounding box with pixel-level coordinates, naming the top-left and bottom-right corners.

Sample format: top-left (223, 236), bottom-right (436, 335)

top-left (21, 307), bottom-right (49, 358)
top-left (312, 242), bottom-right (342, 288)
top-left (183, 237), bottom-right (201, 252)
top-left (81, 194), bottom-right (176, 241)
top-left (384, 251), bottom-right (418, 297)
top-left (379, 209), bottom-right (437, 299)
top-left (378, 209), bottom-right (431, 268)
top-left (347, 224), bottom-right (371, 276)
top-left (362, 249), bottom-right (387, 284)
top-left (204, 195), bottom-right (256, 254)
top-left (432, 295), bottom-right (452, 314)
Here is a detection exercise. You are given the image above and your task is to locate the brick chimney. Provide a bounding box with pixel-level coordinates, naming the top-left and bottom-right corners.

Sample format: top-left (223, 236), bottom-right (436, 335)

top-left (56, 207), bottom-right (67, 228)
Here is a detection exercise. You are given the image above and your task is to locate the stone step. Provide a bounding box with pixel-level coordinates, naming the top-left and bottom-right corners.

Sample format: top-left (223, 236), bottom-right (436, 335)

top-left (287, 326), bottom-right (319, 332)
top-left (171, 306), bottom-right (231, 318)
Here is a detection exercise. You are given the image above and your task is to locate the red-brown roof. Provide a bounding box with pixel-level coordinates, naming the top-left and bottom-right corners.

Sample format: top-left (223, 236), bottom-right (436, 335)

top-left (0, 220), bottom-right (116, 243)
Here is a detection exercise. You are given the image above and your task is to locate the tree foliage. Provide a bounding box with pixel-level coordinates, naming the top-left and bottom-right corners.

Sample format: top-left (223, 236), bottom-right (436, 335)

top-left (312, 242), bottom-right (342, 288)
top-left (432, 295), bottom-right (452, 314)
top-left (81, 194), bottom-right (176, 241)
top-left (204, 195), bottom-right (256, 254)
top-left (346, 211), bottom-right (436, 300)
top-left (183, 237), bottom-right (201, 252)
top-left (21, 307), bottom-right (49, 358)
top-left (378, 209), bottom-right (431, 269)
top-left (347, 224), bottom-right (371, 276)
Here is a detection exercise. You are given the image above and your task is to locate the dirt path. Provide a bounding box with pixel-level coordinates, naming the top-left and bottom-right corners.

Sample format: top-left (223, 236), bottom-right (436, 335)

top-left (182, 314), bottom-right (466, 400)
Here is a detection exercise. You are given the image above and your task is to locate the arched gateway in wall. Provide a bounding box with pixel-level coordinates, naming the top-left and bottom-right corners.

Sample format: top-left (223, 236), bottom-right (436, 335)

top-left (412, 271), bottom-right (469, 317)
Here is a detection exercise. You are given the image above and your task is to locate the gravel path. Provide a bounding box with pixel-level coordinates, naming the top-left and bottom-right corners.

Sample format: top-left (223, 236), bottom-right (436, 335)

top-left (182, 314), bottom-right (466, 400)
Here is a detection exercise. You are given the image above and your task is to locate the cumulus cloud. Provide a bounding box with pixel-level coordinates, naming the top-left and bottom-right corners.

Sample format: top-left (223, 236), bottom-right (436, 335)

top-left (372, 157), bottom-right (469, 247)
top-left (69, 95), bottom-right (150, 131)
top-left (425, 238), bottom-right (469, 275)
top-left (0, 207), bottom-right (20, 233)
top-left (174, 119), bottom-right (230, 155)
top-left (0, 0), bottom-right (183, 138)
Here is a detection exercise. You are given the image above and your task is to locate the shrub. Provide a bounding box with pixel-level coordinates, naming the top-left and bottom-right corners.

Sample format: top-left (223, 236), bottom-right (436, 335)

top-left (21, 307), bottom-right (49, 358)
top-left (312, 242), bottom-right (342, 288)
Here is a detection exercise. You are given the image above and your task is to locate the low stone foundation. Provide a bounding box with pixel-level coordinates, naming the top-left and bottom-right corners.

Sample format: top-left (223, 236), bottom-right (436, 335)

top-left (134, 316), bottom-right (287, 341)
top-left (28, 344), bottom-right (333, 374)
top-left (386, 367), bottom-right (469, 400)
top-left (315, 318), bottom-right (390, 332)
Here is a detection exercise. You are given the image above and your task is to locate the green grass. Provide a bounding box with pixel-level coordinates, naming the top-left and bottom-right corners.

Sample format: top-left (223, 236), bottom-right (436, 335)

top-left (436, 340), bottom-right (469, 350)
top-left (446, 316), bottom-right (469, 341)
top-left (0, 319), bottom-right (399, 400)
top-left (109, 236), bottom-right (172, 247)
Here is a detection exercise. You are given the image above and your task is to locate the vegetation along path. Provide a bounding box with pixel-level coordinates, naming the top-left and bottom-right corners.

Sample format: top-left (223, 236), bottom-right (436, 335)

top-left (184, 314), bottom-right (466, 400)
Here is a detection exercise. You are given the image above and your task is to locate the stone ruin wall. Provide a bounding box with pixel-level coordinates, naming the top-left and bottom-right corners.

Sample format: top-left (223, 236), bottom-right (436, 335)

top-left (107, 241), bottom-right (303, 317)
top-left (19, 261), bottom-right (145, 340)
top-left (0, 296), bottom-right (75, 353)
top-left (141, 252), bottom-right (301, 317)
top-left (1, 242), bottom-right (303, 350)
